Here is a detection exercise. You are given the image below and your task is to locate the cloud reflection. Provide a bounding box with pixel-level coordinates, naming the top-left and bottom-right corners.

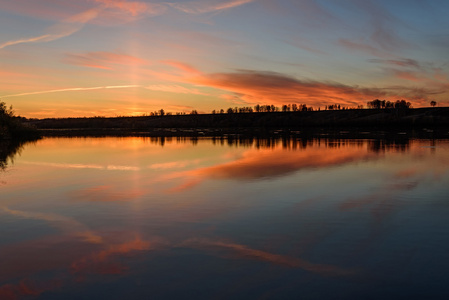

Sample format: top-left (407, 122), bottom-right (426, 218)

top-left (71, 185), bottom-right (145, 202)
top-left (1, 207), bottom-right (103, 244)
top-left (0, 232), bottom-right (153, 298)
top-left (181, 238), bottom-right (355, 276)
top-left (167, 143), bottom-right (377, 191)
top-left (20, 161), bottom-right (140, 171)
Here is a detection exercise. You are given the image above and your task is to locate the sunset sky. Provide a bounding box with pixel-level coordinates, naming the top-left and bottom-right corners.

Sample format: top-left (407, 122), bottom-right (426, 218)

top-left (1, 0), bottom-right (448, 118)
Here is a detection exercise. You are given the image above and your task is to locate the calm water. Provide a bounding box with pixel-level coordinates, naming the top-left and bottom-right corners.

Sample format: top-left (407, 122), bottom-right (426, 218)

top-left (1, 136), bottom-right (449, 299)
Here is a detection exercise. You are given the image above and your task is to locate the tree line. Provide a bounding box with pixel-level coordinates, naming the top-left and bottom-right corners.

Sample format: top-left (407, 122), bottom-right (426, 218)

top-left (0, 101), bottom-right (40, 140)
top-left (142, 99), bottom-right (436, 117)
top-left (366, 99), bottom-right (412, 109)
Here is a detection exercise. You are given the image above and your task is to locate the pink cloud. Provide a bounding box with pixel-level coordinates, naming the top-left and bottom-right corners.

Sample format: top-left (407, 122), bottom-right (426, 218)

top-left (94, 0), bottom-right (152, 16)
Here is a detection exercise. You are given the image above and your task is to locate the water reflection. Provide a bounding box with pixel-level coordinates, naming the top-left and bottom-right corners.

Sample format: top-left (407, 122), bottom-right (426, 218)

top-left (1, 137), bottom-right (448, 299)
top-left (0, 140), bottom-right (34, 170)
top-left (114, 135), bottom-right (417, 152)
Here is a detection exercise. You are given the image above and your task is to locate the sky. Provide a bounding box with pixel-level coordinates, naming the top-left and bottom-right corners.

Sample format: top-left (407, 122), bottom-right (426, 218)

top-left (1, 0), bottom-right (448, 118)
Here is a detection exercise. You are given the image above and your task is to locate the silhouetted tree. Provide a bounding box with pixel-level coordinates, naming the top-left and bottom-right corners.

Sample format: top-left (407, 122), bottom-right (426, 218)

top-left (394, 100), bottom-right (411, 109)
top-left (367, 99), bottom-right (382, 109)
top-left (430, 101), bottom-right (437, 107)
top-left (0, 101), bottom-right (39, 140)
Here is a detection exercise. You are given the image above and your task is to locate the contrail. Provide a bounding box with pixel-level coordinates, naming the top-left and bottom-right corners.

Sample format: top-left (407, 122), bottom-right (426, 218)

top-left (2, 85), bottom-right (142, 98)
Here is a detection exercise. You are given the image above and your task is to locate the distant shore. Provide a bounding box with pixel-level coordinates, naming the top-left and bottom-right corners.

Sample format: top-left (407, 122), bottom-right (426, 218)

top-left (27, 107), bottom-right (449, 138)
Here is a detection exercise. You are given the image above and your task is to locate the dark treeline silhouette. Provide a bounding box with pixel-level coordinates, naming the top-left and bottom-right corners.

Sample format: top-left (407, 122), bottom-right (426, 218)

top-left (24, 99), bottom-right (449, 136)
top-left (215, 104), bottom-right (314, 114)
top-left (0, 101), bottom-right (40, 140)
top-left (366, 99), bottom-right (412, 109)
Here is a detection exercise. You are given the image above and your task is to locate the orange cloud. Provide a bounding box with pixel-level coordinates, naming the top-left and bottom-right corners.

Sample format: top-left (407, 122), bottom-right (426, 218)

top-left (187, 69), bottom-right (446, 107)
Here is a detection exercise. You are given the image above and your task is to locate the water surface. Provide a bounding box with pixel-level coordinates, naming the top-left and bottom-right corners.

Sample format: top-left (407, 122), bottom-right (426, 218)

top-left (1, 137), bottom-right (449, 299)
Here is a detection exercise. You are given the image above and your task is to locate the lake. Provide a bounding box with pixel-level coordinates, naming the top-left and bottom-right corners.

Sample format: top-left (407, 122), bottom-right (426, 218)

top-left (1, 136), bottom-right (449, 299)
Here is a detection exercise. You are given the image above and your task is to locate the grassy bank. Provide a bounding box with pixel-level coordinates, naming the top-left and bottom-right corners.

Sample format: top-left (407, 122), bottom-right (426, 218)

top-left (28, 107), bottom-right (449, 137)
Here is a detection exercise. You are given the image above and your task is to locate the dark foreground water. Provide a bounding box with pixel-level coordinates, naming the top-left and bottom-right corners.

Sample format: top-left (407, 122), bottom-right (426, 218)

top-left (1, 137), bottom-right (448, 299)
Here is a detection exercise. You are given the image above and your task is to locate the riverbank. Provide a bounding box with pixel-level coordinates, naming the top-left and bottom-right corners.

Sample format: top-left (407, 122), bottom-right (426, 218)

top-left (28, 107), bottom-right (449, 138)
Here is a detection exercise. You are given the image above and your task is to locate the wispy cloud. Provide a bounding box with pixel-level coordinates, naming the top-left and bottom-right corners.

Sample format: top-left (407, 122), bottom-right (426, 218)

top-left (93, 0), bottom-right (154, 16)
top-left (2, 85), bottom-right (141, 98)
top-left (167, 0), bottom-right (255, 14)
top-left (145, 84), bottom-right (208, 95)
top-left (0, 1), bottom-right (165, 50)
top-left (368, 58), bottom-right (422, 69)
top-left (337, 38), bottom-right (391, 58)
top-left (161, 60), bottom-right (202, 75)
top-left (0, 8), bottom-right (99, 50)
top-left (64, 51), bottom-right (148, 70)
